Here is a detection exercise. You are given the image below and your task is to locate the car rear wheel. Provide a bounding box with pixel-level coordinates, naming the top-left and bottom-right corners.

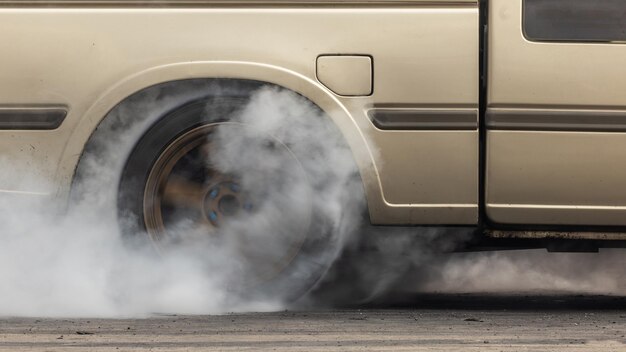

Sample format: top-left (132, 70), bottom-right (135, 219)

top-left (117, 95), bottom-right (347, 301)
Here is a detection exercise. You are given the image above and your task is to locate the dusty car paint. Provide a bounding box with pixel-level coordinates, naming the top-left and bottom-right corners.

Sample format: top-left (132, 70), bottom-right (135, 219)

top-left (4, 0), bottom-right (626, 237)
top-left (0, 0), bottom-right (479, 225)
top-left (487, 0), bottom-right (626, 226)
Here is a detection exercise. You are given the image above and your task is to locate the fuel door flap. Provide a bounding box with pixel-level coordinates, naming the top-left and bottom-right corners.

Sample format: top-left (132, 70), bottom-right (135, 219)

top-left (316, 55), bottom-right (372, 97)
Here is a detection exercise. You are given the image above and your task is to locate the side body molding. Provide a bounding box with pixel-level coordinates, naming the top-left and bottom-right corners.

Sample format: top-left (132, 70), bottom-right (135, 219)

top-left (0, 107), bottom-right (67, 130)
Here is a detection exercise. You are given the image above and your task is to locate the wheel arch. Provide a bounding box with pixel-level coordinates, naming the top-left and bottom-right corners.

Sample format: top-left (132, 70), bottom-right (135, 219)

top-left (65, 61), bottom-right (380, 220)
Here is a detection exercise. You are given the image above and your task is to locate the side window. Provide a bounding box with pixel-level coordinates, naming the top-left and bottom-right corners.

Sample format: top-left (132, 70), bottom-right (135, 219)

top-left (523, 0), bottom-right (626, 42)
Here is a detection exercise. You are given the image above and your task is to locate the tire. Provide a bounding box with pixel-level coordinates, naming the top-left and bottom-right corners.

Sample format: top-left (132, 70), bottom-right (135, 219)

top-left (75, 80), bottom-right (364, 303)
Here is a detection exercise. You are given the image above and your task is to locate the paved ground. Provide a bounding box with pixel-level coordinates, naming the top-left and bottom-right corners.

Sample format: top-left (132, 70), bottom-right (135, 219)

top-left (1, 294), bottom-right (625, 351)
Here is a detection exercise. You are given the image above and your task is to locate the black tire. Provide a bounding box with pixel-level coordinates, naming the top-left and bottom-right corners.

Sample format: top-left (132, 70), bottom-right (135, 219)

top-left (75, 80), bottom-right (364, 303)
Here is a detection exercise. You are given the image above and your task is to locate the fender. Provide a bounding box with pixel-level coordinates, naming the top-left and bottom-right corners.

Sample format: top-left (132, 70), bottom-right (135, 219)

top-left (60, 61), bottom-right (385, 221)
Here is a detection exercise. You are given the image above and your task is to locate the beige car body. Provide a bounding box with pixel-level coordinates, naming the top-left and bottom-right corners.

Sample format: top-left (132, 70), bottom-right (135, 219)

top-left (0, 0), bottom-right (624, 236)
top-left (487, 0), bottom-right (626, 227)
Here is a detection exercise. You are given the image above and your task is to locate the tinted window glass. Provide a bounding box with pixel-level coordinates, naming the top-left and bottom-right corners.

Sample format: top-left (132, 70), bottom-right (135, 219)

top-left (524, 0), bottom-right (626, 42)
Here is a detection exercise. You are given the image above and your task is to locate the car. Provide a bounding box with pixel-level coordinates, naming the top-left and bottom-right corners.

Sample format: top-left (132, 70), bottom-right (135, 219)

top-left (1, 0), bottom-right (624, 299)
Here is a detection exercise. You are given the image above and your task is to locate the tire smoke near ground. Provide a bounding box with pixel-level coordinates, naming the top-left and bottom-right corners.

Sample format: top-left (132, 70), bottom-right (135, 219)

top-left (311, 235), bottom-right (626, 306)
top-left (0, 80), bottom-right (624, 318)
top-left (414, 249), bottom-right (626, 295)
top-left (0, 82), bottom-right (364, 317)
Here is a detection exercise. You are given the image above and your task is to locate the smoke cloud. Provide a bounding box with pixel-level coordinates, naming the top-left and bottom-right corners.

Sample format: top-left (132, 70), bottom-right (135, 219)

top-left (0, 81), bottom-right (624, 318)
top-left (311, 234), bottom-right (626, 306)
top-left (0, 82), bottom-right (364, 317)
top-left (415, 249), bottom-right (626, 295)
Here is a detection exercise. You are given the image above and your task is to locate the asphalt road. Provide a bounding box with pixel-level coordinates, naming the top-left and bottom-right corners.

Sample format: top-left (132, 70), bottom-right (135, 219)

top-left (1, 294), bottom-right (625, 351)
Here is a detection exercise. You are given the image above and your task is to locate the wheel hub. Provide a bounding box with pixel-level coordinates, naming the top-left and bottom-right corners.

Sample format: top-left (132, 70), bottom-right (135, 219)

top-left (202, 181), bottom-right (251, 226)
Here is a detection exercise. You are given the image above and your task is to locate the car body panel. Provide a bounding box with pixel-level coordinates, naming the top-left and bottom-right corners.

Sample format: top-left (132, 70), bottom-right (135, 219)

top-left (486, 0), bottom-right (626, 226)
top-left (0, 2), bottom-right (479, 225)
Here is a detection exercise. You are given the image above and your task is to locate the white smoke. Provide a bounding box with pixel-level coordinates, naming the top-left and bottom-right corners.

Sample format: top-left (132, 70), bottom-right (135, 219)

top-left (0, 80), bottom-right (624, 318)
top-left (415, 249), bottom-right (626, 295)
top-left (0, 82), bottom-right (364, 317)
top-left (310, 230), bottom-right (626, 305)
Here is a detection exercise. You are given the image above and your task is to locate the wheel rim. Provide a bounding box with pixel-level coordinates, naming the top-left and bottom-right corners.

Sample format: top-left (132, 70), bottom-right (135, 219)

top-left (142, 122), bottom-right (312, 283)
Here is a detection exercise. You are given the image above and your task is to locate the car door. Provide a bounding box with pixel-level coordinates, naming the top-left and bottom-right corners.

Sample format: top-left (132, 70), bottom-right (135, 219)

top-left (486, 0), bottom-right (626, 226)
